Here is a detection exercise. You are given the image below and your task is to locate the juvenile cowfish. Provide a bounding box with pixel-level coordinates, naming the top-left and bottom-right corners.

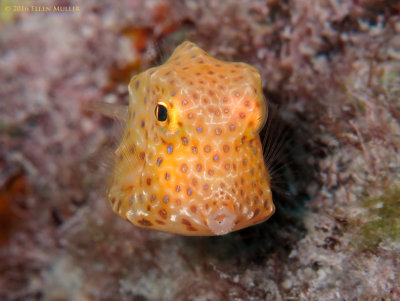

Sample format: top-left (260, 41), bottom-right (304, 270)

top-left (108, 41), bottom-right (275, 235)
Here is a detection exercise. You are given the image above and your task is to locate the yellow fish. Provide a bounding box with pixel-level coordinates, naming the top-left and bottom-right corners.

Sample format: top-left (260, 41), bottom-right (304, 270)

top-left (108, 41), bottom-right (275, 235)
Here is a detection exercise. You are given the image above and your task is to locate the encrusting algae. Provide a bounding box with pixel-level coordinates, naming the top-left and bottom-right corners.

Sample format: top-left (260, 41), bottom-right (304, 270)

top-left (108, 41), bottom-right (275, 235)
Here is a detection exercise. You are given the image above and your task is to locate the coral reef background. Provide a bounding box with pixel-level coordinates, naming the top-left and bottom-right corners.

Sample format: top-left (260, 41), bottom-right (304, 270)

top-left (0, 0), bottom-right (399, 300)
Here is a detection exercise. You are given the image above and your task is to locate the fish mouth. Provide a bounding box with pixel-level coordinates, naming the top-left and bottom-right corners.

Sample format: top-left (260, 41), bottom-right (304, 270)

top-left (207, 208), bottom-right (236, 235)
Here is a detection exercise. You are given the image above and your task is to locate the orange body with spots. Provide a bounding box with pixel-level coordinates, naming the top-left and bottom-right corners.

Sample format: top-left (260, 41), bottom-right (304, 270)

top-left (108, 41), bottom-right (275, 235)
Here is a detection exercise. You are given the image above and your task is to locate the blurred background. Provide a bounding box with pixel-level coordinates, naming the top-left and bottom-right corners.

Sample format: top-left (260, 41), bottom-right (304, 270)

top-left (0, 0), bottom-right (399, 300)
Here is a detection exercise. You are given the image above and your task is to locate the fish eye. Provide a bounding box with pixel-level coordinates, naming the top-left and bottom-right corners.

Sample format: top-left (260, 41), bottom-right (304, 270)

top-left (155, 102), bottom-right (168, 122)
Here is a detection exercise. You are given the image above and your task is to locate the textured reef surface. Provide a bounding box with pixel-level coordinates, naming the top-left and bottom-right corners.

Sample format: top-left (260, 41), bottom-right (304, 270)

top-left (0, 0), bottom-right (399, 300)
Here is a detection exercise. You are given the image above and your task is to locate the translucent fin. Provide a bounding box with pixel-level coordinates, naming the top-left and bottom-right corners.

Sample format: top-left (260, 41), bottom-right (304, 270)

top-left (86, 138), bottom-right (117, 173)
top-left (259, 103), bottom-right (293, 195)
top-left (85, 101), bottom-right (128, 121)
top-left (83, 101), bottom-right (128, 192)
top-left (261, 104), bottom-right (289, 170)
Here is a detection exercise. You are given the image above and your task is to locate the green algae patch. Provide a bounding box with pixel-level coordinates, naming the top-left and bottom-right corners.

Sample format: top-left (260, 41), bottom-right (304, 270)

top-left (359, 185), bottom-right (400, 251)
top-left (0, 121), bottom-right (25, 138)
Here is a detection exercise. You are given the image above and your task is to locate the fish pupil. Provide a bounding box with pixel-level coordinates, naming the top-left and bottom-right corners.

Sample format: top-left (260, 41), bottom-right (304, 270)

top-left (155, 104), bottom-right (168, 122)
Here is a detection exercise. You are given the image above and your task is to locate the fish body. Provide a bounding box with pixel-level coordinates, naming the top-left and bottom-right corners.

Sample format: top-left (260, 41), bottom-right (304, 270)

top-left (108, 42), bottom-right (274, 235)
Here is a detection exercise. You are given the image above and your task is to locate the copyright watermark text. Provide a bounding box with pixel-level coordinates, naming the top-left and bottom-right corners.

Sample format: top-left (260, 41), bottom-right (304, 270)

top-left (4, 5), bottom-right (80, 13)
